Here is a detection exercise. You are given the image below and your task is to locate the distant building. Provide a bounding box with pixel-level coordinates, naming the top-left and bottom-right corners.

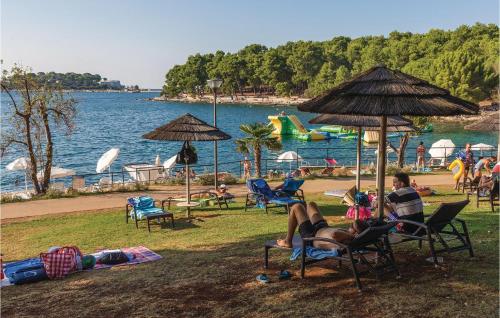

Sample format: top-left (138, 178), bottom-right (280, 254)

top-left (99, 79), bottom-right (123, 90)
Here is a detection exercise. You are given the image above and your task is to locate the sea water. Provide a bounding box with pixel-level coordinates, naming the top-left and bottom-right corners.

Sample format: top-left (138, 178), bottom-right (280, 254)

top-left (1, 92), bottom-right (497, 192)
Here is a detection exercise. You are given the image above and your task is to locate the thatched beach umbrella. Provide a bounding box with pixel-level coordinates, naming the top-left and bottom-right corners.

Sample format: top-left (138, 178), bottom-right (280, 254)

top-left (464, 112), bottom-right (499, 158)
top-left (143, 113), bottom-right (231, 219)
top-left (299, 65), bottom-right (479, 219)
top-left (310, 114), bottom-right (415, 219)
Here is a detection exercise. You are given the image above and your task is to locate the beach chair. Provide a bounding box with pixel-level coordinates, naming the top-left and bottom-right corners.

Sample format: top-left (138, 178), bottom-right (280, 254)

top-left (264, 222), bottom-right (400, 290)
top-left (245, 178), bottom-right (303, 214)
top-left (280, 178), bottom-right (305, 201)
top-left (390, 200), bottom-right (473, 266)
top-left (475, 180), bottom-right (499, 212)
top-left (126, 196), bottom-right (174, 232)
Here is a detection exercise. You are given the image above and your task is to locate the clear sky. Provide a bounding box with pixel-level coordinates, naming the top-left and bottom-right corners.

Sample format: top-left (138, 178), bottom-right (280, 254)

top-left (1, 0), bottom-right (498, 88)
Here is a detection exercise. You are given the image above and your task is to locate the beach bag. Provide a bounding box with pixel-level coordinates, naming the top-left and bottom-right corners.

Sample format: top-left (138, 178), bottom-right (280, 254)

top-left (176, 141), bottom-right (197, 165)
top-left (3, 258), bottom-right (48, 284)
top-left (345, 206), bottom-right (372, 220)
top-left (96, 251), bottom-right (129, 265)
top-left (40, 246), bottom-right (82, 279)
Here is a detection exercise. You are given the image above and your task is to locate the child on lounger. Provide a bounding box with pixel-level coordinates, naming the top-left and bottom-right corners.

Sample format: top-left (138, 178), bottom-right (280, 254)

top-left (277, 202), bottom-right (367, 250)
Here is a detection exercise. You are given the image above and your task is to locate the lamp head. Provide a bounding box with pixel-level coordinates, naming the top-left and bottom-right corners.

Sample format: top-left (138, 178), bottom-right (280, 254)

top-left (207, 79), bottom-right (223, 89)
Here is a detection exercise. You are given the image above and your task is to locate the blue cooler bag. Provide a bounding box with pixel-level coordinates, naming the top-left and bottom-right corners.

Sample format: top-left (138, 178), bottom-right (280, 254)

top-left (4, 258), bottom-right (48, 284)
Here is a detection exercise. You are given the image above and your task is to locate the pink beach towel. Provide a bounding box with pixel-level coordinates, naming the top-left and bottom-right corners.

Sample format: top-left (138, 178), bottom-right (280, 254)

top-left (92, 246), bottom-right (162, 270)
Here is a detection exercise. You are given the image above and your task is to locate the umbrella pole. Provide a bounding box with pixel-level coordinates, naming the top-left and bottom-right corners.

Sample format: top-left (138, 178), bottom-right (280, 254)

top-left (355, 127), bottom-right (362, 220)
top-left (24, 171), bottom-right (28, 193)
top-left (377, 116), bottom-right (387, 221)
top-left (186, 162), bottom-right (191, 219)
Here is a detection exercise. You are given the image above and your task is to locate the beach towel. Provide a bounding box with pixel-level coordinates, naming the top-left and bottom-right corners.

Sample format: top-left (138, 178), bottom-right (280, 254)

top-left (91, 246), bottom-right (162, 270)
top-left (290, 246), bottom-right (340, 261)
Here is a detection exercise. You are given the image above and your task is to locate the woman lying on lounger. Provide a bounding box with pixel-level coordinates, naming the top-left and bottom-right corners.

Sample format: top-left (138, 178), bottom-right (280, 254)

top-left (277, 202), bottom-right (367, 249)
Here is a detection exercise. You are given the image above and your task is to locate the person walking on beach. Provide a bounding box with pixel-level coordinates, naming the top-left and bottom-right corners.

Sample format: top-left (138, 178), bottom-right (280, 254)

top-left (416, 141), bottom-right (426, 171)
top-left (243, 156), bottom-right (252, 179)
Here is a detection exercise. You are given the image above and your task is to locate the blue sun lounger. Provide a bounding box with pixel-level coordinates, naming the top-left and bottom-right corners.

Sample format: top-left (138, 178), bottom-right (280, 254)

top-left (245, 178), bottom-right (304, 214)
top-left (126, 196), bottom-right (174, 232)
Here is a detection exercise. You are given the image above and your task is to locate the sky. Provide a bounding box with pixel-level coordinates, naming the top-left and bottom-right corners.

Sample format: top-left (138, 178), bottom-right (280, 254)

top-left (1, 0), bottom-right (498, 88)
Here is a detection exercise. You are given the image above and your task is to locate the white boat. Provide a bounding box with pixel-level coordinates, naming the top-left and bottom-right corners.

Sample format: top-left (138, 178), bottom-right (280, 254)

top-left (123, 163), bottom-right (163, 182)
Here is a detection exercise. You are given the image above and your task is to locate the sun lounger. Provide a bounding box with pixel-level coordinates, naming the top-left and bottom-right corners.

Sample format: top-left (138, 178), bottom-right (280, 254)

top-left (126, 196), bottom-right (174, 232)
top-left (264, 222), bottom-right (400, 290)
top-left (245, 178), bottom-right (304, 214)
top-left (280, 178), bottom-right (305, 201)
top-left (389, 200), bottom-right (473, 266)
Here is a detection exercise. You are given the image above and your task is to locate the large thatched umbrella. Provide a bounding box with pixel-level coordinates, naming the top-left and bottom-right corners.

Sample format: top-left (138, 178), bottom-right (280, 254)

top-left (464, 112), bottom-right (499, 158)
top-left (299, 65), bottom-right (479, 219)
top-left (310, 114), bottom-right (415, 219)
top-left (143, 113), bottom-right (231, 219)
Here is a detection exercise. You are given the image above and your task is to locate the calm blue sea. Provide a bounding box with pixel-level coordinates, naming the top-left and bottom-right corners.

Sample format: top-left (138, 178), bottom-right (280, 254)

top-left (1, 92), bottom-right (497, 192)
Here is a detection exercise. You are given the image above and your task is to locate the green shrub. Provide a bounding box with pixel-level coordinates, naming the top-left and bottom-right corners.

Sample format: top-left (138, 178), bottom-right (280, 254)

top-left (221, 174), bottom-right (238, 185)
top-left (385, 164), bottom-right (413, 175)
top-left (197, 174), bottom-right (215, 186)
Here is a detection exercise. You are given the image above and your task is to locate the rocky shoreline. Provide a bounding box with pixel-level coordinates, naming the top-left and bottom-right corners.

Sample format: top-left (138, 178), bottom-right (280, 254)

top-left (148, 94), bottom-right (498, 122)
top-left (148, 94), bottom-right (309, 106)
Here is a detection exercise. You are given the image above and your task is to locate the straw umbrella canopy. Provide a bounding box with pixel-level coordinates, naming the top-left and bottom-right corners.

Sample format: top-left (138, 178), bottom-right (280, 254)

top-left (299, 65), bottom-right (479, 219)
top-left (465, 112), bottom-right (499, 158)
top-left (143, 113), bottom-right (231, 218)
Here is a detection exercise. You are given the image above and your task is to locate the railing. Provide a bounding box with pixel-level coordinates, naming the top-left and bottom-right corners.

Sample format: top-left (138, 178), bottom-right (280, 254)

top-left (3, 146), bottom-right (497, 193)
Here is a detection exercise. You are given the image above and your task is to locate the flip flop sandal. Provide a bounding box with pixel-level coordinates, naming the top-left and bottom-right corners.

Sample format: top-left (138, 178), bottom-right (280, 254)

top-left (256, 274), bottom-right (269, 284)
top-left (278, 270), bottom-right (292, 280)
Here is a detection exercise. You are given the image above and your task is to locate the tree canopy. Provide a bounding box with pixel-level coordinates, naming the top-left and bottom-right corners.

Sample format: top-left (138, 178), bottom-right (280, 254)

top-left (162, 23), bottom-right (498, 102)
top-left (24, 72), bottom-right (116, 90)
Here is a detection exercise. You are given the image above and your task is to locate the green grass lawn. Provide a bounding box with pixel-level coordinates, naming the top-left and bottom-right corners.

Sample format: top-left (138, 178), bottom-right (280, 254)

top-left (1, 189), bottom-right (498, 318)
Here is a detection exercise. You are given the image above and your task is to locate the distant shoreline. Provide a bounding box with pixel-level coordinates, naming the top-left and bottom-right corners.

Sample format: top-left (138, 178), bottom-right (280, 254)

top-left (148, 94), bottom-right (309, 106)
top-left (148, 94), bottom-right (497, 122)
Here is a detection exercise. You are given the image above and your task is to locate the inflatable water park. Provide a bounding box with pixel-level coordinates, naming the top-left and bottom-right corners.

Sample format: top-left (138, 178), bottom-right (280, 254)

top-left (268, 114), bottom-right (433, 142)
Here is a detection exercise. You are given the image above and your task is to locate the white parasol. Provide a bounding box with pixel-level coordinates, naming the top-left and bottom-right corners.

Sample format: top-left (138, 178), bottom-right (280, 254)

top-left (471, 143), bottom-right (495, 155)
top-left (96, 148), bottom-right (120, 173)
top-left (428, 139), bottom-right (455, 160)
top-left (37, 166), bottom-right (76, 180)
top-left (163, 155), bottom-right (177, 175)
top-left (277, 151), bottom-right (302, 172)
top-left (5, 157), bottom-right (29, 191)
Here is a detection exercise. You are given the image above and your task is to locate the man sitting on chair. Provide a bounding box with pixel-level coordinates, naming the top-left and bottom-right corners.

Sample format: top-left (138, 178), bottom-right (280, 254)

top-left (383, 172), bottom-right (424, 233)
top-left (277, 202), bottom-right (366, 249)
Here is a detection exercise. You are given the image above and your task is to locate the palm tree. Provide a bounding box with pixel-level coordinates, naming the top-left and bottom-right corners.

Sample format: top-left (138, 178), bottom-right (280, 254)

top-left (236, 123), bottom-right (282, 177)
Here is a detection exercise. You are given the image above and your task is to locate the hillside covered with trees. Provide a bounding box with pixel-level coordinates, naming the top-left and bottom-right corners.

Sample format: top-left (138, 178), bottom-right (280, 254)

top-left (28, 72), bottom-right (109, 90)
top-left (162, 23), bottom-right (499, 103)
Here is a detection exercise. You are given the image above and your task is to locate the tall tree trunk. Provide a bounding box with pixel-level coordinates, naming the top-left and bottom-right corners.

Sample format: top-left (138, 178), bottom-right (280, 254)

top-left (389, 133), bottom-right (410, 168)
top-left (254, 145), bottom-right (261, 178)
top-left (24, 117), bottom-right (41, 194)
top-left (39, 100), bottom-right (53, 193)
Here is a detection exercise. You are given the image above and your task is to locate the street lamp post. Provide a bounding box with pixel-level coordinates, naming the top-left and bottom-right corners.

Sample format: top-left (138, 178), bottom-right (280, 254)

top-left (207, 79), bottom-right (223, 190)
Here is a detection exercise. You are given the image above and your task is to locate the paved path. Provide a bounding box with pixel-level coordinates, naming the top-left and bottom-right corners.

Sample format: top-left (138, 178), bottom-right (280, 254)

top-left (0, 174), bottom-right (454, 220)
